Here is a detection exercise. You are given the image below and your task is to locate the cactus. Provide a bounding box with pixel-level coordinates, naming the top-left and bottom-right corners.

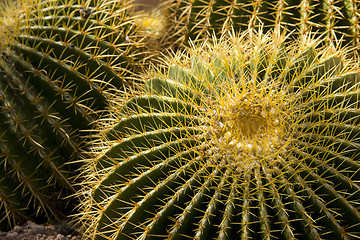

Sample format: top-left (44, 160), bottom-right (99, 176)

top-left (162, 0), bottom-right (360, 52)
top-left (136, 8), bottom-right (166, 59)
top-left (0, 0), bottom-right (141, 230)
top-left (78, 31), bottom-right (360, 240)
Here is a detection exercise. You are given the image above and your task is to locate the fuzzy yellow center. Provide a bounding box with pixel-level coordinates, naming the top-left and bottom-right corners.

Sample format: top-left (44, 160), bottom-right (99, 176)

top-left (205, 89), bottom-right (287, 170)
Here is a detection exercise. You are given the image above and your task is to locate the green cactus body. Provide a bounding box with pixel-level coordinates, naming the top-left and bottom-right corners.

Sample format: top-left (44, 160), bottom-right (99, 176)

top-left (80, 31), bottom-right (360, 240)
top-left (0, 0), bottom-right (140, 229)
top-left (163, 0), bottom-right (360, 52)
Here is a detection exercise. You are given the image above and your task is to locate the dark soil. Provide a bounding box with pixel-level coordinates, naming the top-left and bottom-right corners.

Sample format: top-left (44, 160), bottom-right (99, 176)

top-left (0, 221), bottom-right (81, 240)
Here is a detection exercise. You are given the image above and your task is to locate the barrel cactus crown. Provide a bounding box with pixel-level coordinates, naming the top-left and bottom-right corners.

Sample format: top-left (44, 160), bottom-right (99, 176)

top-left (162, 0), bottom-right (360, 52)
top-left (0, 0), bottom-right (141, 230)
top-left (79, 31), bottom-right (360, 240)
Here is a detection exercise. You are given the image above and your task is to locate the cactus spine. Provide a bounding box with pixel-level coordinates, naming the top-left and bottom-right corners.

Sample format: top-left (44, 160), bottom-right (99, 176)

top-left (78, 31), bottom-right (360, 240)
top-left (0, 0), bottom-right (141, 230)
top-left (162, 0), bottom-right (360, 52)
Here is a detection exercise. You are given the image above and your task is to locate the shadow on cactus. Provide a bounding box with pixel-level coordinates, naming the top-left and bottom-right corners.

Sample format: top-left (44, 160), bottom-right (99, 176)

top-left (162, 0), bottom-right (360, 53)
top-left (79, 30), bottom-right (360, 240)
top-left (0, 0), bottom-right (141, 230)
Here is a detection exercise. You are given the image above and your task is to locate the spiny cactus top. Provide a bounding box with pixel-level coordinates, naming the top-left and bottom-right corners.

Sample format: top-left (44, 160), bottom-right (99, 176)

top-left (0, 0), bottom-right (141, 230)
top-left (162, 0), bottom-right (360, 52)
top-left (79, 31), bottom-right (360, 240)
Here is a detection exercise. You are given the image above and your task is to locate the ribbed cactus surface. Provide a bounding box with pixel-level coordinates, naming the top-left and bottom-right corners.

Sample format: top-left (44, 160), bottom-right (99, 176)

top-left (80, 31), bottom-right (360, 240)
top-left (0, 0), bottom-right (139, 230)
top-left (163, 0), bottom-right (360, 51)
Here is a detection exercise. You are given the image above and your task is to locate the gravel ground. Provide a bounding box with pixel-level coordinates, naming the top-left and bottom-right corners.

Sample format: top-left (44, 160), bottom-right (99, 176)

top-left (0, 221), bottom-right (81, 240)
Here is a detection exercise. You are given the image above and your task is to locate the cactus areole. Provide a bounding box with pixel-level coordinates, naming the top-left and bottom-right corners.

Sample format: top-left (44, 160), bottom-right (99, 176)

top-left (81, 32), bottom-right (360, 240)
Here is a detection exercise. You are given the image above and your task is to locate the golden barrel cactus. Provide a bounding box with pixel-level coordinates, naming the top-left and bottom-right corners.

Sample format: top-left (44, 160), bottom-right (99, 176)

top-left (79, 31), bottom-right (360, 239)
top-left (161, 0), bottom-right (360, 53)
top-left (0, 0), bottom-right (141, 230)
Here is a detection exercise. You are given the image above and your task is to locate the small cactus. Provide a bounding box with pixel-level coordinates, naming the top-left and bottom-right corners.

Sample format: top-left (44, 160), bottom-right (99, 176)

top-left (162, 0), bottom-right (360, 52)
top-left (79, 31), bottom-right (360, 240)
top-left (0, 0), bottom-right (141, 230)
